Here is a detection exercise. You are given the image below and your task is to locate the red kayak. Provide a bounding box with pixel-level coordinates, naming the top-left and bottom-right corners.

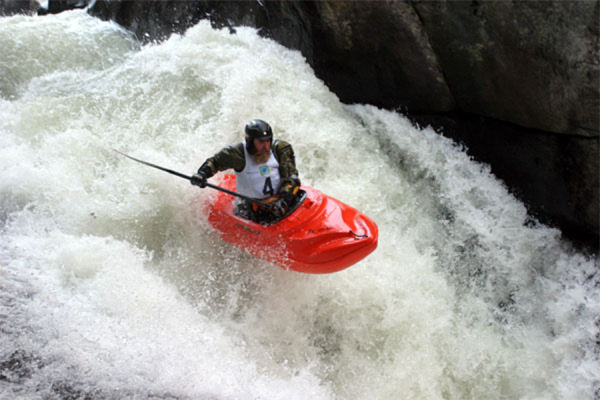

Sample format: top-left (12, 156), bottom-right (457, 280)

top-left (207, 174), bottom-right (378, 274)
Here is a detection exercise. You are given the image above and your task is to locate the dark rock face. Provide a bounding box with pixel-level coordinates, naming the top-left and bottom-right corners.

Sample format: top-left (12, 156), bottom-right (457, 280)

top-left (308, 1), bottom-right (599, 136)
top-left (0, 0), bottom-right (39, 15)
top-left (306, 1), bottom-right (456, 112)
top-left (37, 0), bottom-right (88, 15)
top-left (410, 1), bottom-right (599, 137)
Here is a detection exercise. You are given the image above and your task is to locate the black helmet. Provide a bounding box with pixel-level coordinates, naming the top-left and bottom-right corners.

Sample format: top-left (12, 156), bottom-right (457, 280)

top-left (245, 119), bottom-right (273, 153)
top-left (245, 119), bottom-right (272, 141)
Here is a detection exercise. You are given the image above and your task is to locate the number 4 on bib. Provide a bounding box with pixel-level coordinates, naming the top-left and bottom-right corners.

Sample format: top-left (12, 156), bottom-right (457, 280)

top-left (263, 177), bottom-right (274, 196)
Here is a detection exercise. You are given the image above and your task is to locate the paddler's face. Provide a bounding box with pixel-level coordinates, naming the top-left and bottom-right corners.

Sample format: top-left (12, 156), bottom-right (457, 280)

top-left (253, 138), bottom-right (271, 156)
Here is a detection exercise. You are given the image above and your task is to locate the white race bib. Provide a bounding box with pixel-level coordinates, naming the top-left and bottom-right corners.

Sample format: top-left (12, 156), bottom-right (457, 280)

top-left (235, 143), bottom-right (281, 199)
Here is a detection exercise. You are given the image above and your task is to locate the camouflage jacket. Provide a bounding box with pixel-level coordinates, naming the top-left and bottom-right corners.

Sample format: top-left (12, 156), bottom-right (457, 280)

top-left (200, 140), bottom-right (300, 196)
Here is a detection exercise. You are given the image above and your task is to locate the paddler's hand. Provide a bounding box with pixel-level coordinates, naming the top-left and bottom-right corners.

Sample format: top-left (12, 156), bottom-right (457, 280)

top-left (272, 198), bottom-right (289, 218)
top-left (190, 172), bottom-right (208, 188)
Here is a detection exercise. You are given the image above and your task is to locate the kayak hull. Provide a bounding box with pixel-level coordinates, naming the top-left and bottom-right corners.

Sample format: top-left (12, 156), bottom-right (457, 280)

top-left (207, 175), bottom-right (378, 274)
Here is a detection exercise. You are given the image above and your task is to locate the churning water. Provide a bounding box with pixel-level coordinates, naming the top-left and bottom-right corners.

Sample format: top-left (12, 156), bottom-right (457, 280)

top-left (1, 11), bottom-right (598, 400)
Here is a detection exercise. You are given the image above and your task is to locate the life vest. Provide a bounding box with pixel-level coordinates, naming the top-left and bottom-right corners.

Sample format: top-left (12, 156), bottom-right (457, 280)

top-left (235, 142), bottom-right (281, 199)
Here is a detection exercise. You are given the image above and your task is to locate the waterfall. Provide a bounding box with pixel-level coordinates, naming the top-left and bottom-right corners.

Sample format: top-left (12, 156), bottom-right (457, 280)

top-left (1, 11), bottom-right (598, 400)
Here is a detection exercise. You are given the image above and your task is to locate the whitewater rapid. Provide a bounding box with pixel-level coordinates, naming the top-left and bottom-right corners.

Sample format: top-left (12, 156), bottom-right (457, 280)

top-left (1, 11), bottom-right (598, 400)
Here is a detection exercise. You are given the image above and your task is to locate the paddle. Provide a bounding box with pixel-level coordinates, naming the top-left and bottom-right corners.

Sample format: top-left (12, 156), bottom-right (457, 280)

top-left (113, 149), bottom-right (273, 209)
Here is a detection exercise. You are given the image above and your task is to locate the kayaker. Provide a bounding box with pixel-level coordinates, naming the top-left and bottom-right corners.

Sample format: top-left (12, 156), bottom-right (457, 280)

top-left (191, 119), bottom-right (301, 223)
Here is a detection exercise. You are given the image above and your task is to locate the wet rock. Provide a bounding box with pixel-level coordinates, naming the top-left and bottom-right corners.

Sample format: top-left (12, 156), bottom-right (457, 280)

top-left (411, 0), bottom-right (599, 137)
top-left (0, 0), bottom-right (39, 15)
top-left (36, 0), bottom-right (88, 15)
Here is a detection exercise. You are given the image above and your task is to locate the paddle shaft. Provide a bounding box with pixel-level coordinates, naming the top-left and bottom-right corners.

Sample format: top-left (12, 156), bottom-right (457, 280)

top-left (113, 149), bottom-right (273, 209)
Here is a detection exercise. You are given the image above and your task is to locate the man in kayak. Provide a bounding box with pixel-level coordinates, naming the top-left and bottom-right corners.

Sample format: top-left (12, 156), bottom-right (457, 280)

top-left (191, 119), bottom-right (301, 223)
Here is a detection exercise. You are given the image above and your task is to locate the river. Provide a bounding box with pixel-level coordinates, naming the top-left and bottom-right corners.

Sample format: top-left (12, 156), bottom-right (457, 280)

top-left (1, 10), bottom-right (598, 400)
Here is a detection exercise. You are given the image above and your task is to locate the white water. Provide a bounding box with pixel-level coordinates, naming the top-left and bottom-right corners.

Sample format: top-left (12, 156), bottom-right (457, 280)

top-left (1, 11), bottom-right (598, 400)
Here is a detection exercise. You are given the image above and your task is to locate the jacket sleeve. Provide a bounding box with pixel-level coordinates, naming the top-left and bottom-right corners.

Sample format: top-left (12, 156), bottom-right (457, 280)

top-left (274, 140), bottom-right (301, 197)
top-left (198, 143), bottom-right (245, 176)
